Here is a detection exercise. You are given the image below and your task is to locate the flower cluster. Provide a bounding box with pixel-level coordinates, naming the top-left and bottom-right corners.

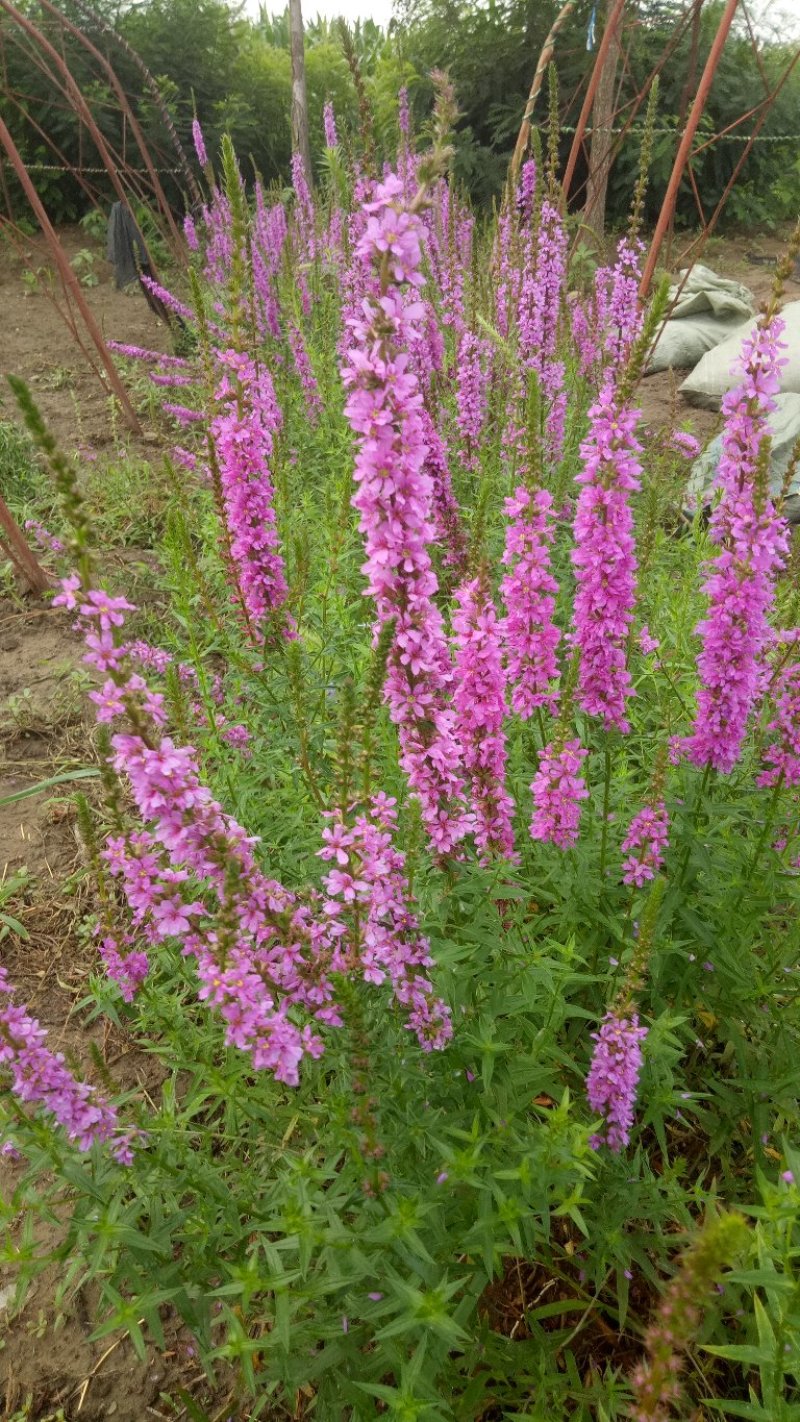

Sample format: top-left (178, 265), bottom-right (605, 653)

top-left (620, 801), bottom-right (670, 887)
top-left (586, 1009), bottom-right (648, 1152)
top-left (529, 737), bottom-right (589, 850)
top-left (758, 661), bottom-right (800, 787)
top-left (210, 349), bottom-right (291, 638)
top-left (683, 316), bottom-right (789, 773)
top-left (319, 797), bottom-right (452, 1050)
top-left (0, 964), bottom-right (135, 1162)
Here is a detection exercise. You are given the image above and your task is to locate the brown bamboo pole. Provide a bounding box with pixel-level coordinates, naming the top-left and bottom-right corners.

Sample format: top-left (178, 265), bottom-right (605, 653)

top-left (0, 495), bottom-right (50, 594)
top-left (561, 0), bottom-right (627, 203)
top-left (510, 0), bottom-right (576, 183)
top-left (0, 115), bottom-right (142, 434)
top-left (639, 0), bottom-right (741, 297)
top-left (31, 0), bottom-right (185, 255)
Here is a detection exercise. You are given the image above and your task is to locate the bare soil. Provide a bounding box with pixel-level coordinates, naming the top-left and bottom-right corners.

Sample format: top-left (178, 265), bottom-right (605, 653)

top-left (0, 220), bottom-right (796, 1421)
top-left (0, 224), bottom-right (169, 456)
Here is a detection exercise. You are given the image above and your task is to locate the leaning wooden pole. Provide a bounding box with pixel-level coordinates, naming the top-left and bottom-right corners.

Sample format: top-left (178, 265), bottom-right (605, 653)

top-left (639, 0), bottom-right (740, 296)
top-left (0, 495), bottom-right (50, 594)
top-left (0, 116), bottom-right (142, 434)
top-left (561, 0), bottom-right (627, 204)
top-left (32, 0), bottom-right (185, 255)
top-left (510, 0), bottom-right (576, 183)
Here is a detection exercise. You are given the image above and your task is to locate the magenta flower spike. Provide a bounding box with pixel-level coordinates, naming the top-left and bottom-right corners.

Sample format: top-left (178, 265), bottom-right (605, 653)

top-left (529, 737), bottom-right (589, 850)
top-left (452, 577), bottom-right (517, 861)
top-left (571, 381), bottom-right (642, 733)
top-left (500, 486), bottom-right (561, 717)
top-left (342, 173), bottom-right (469, 856)
top-left (683, 315), bottom-right (789, 773)
top-left (586, 1009), bottom-right (648, 1152)
top-left (0, 965), bottom-right (134, 1162)
top-left (620, 801), bottom-right (670, 887)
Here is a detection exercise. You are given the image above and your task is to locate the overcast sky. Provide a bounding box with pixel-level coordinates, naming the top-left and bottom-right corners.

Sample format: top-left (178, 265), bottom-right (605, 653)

top-left (250, 0), bottom-right (800, 38)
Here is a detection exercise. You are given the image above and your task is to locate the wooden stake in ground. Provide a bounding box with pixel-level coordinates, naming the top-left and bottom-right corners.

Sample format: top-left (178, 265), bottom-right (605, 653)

top-left (289, 0), bottom-right (313, 181)
top-left (583, 0), bottom-right (625, 242)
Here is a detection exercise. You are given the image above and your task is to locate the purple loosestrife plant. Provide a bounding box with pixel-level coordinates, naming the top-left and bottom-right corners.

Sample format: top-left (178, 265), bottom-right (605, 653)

top-left (571, 380), bottom-right (642, 733)
top-left (342, 173), bottom-right (469, 856)
top-left (683, 315), bottom-right (789, 773)
top-left (452, 575), bottom-right (517, 861)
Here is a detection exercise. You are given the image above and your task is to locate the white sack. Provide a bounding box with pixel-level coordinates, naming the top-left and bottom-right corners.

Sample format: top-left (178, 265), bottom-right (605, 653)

top-left (680, 301), bottom-right (800, 410)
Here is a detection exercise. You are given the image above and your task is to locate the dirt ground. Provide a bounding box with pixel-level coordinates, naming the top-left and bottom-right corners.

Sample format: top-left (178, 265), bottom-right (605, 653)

top-left (0, 224), bottom-right (169, 456)
top-left (0, 219), bottom-right (796, 1421)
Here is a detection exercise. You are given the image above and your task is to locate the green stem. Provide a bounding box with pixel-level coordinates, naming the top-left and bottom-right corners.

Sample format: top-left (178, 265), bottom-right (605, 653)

top-left (599, 743), bottom-right (612, 881)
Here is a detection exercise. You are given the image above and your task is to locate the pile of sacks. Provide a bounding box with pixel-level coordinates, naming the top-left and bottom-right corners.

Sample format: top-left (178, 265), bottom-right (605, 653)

top-left (645, 264), bottom-right (800, 522)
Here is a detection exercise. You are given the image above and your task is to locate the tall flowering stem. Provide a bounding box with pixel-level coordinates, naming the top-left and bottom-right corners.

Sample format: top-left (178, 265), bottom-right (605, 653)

top-left (210, 349), bottom-right (291, 640)
top-left (452, 574), bottom-right (516, 860)
top-left (342, 173), bottom-right (468, 856)
top-left (630, 1214), bottom-right (747, 1420)
top-left (684, 315), bottom-right (789, 773)
top-left (571, 382), bottom-right (642, 733)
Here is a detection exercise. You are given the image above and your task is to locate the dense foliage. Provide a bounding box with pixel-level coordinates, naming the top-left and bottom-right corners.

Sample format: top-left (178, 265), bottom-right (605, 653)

top-left (3, 94), bottom-right (800, 1419)
top-left (1, 0), bottom-right (800, 225)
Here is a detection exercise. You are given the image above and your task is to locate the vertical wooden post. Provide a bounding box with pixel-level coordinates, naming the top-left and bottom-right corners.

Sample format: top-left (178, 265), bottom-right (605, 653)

top-left (561, 0), bottom-right (628, 204)
top-left (583, 0), bottom-right (624, 240)
top-left (289, 0), bottom-right (312, 180)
